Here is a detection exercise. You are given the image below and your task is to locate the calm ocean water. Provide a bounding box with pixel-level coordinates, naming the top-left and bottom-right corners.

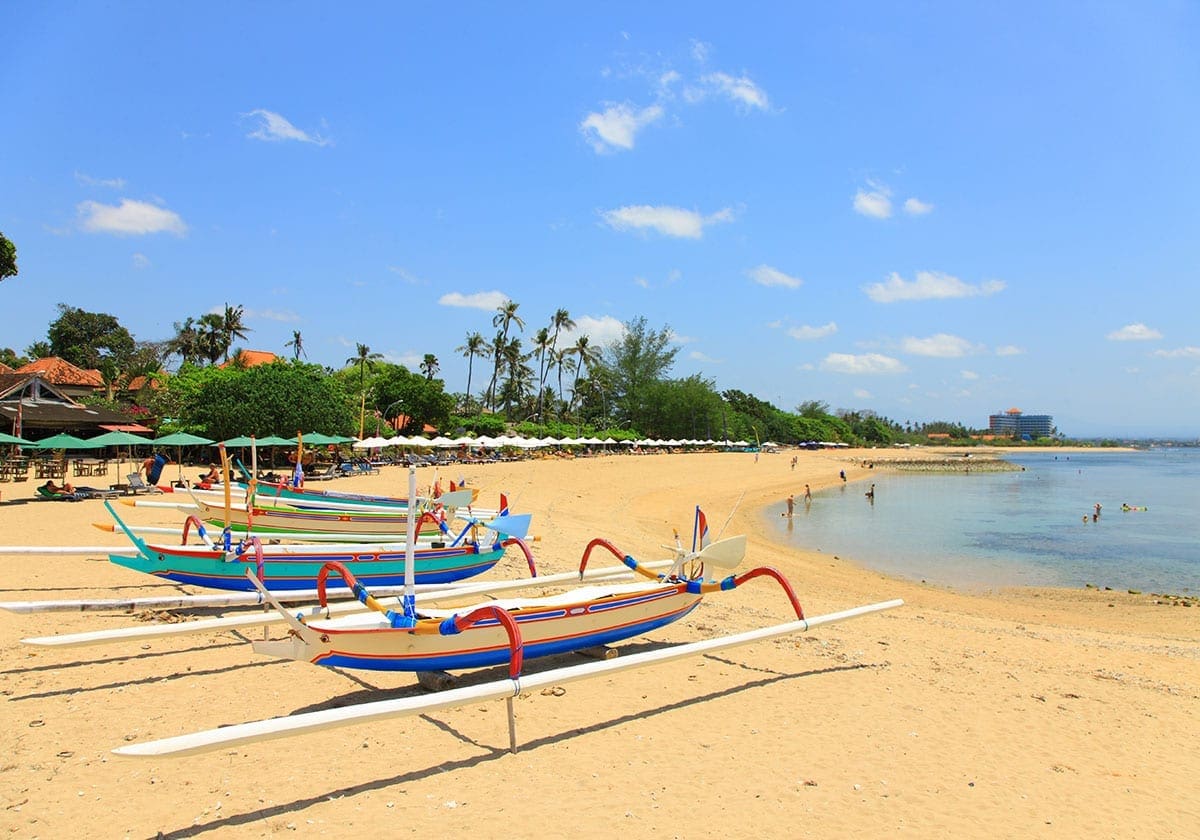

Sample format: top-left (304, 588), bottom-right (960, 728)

top-left (770, 448), bottom-right (1200, 594)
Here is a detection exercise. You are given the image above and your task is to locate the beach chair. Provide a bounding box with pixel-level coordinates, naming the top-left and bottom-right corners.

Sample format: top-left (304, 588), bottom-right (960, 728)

top-left (73, 486), bottom-right (123, 500)
top-left (36, 484), bottom-right (82, 502)
top-left (304, 464), bottom-right (341, 482)
top-left (126, 473), bottom-right (164, 495)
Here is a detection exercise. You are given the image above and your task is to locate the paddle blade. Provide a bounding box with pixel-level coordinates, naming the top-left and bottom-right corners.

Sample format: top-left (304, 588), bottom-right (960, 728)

top-left (697, 534), bottom-right (746, 569)
top-left (482, 513), bottom-right (531, 540)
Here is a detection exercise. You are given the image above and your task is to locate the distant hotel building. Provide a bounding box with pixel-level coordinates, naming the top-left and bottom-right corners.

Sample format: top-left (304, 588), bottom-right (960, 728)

top-left (988, 408), bottom-right (1054, 439)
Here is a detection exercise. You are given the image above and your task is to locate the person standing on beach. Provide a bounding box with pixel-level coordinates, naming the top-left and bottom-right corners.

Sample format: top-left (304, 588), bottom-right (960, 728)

top-left (804, 484), bottom-right (812, 503)
top-left (839, 469), bottom-right (846, 482)
top-left (786, 494), bottom-right (794, 517)
top-left (790, 455), bottom-right (798, 471)
top-left (865, 483), bottom-right (875, 501)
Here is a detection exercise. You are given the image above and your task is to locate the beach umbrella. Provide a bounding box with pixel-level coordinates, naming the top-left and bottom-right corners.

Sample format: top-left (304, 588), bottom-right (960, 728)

top-left (215, 436), bottom-right (258, 448)
top-left (0, 431), bottom-right (34, 446)
top-left (255, 435), bottom-right (297, 447)
top-left (31, 433), bottom-right (97, 450)
top-left (86, 430), bottom-right (152, 479)
top-left (300, 432), bottom-right (343, 446)
top-left (154, 431), bottom-right (216, 484)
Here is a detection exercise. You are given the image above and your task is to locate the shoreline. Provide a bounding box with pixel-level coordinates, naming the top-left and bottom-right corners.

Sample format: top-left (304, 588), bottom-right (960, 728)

top-left (1, 449), bottom-right (1197, 837)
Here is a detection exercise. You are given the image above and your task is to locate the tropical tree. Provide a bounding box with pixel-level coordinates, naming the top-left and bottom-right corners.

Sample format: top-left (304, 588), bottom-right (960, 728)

top-left (167, 317), bottom-right (203, 367)
top-left (486, 299), bottom-right (524, 410)
top-left (455, 331), bottom-right (488, 408)
top-left (531, 326), bottom-right (551, 415)
top-left (373, 365), bottom-right (455, 435)
top-left (345, 343), bottom-right (384, 438)
top-left (196, 312), bottom-right (227, 364)
top-left (593, 317), bottom-right (677, 430)
top-left (45, 304), bottom-right (136, 371)
top-left (567, 334), bottom-right (601, 413)
top-left (0, 232), bottom-right (16, 283)
top-left (420, 353), bottom-right (439, 380)
top-left (553, 347), bottom-right (576, 417)
top-left (220, 303), bottom-right (250, 362)
top-left (285, 330), bottom-right (306, 360)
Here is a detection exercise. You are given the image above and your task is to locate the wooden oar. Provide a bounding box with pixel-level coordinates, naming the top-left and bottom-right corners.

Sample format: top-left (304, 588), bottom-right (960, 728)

top-left (112, 599), bottom-right (903, 758)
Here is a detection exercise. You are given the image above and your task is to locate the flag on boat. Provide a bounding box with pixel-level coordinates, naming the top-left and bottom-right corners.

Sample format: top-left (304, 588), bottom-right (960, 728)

top-left (693, 506), bottom-right (710, 551)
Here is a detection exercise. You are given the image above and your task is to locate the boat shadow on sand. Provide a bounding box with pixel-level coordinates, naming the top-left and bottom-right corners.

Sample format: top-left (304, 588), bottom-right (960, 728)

top-left (150, 658), bottom-right (880, 840)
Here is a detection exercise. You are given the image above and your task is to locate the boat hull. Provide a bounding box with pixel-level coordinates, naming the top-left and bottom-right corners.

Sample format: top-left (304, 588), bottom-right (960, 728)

top-left (193, 498), bottom-right (442, 538)
top-left (110, 543), bottom-right (504, 591)
top-left (254, 584), bottom-right (702, 671)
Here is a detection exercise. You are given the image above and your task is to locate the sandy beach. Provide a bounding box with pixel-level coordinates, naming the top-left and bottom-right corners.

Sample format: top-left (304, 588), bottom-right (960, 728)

top-left (1, 449), bottom-right (1197, 838)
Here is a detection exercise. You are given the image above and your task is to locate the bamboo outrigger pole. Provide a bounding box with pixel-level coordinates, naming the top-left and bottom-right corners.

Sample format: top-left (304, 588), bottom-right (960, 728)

top-left (113, 598), bottom-right (903, 758)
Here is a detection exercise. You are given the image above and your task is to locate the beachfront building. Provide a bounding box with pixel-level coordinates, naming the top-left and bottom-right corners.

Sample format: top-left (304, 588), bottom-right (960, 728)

top-left (988, 407), bottom-right (1054, 439)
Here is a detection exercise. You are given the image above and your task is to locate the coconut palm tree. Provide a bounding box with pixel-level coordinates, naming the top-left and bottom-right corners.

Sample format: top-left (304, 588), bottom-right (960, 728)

top-left (553, 347), bottom-right (576, 418)
top-left (486, 299), bottom-right (524, 411)
top-left (345, 343), bottom-right (383, 438)
top-left (220, 304), bottom-right (250, 362)
top-left (197, 312), bottom-right (228, 365)
top-left (531, 327), bottom-right (552, 416)
top-left (455, 331), bottom-right (489, 408)
top-left (420, 353), bottom-right (439, 380)
top-left (568, 334), bottom-right (600, 413)
top-left (167, 317), bottom-right (202, 367)
top-left (285, 330), bottom-right (306, 360)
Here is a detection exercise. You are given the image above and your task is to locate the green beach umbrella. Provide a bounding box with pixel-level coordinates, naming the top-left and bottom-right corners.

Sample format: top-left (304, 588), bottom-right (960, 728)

top-left (86, 430), bottom-right (152, 447)
top-left (255, 435), bottom-right (296, 447)
top-left (153, 432), bottom-right (215, 447)
top-left (31, 433), bottom-right (98, 450)
top-left (0, 432), bottom-right (34, 446)
top-left (154, 432), bottom-right (216, 484)
top-left (214, 436), bottom-right (258, 448)
top-left (299, 432), bottom-right (344, 446)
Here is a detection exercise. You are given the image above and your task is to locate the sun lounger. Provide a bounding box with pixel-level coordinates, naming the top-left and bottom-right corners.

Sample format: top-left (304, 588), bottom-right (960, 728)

top-left (125, 474), bottom-right (164, 495)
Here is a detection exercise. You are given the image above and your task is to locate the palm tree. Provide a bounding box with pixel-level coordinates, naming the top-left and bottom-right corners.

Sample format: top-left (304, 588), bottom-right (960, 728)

top-left (345, 343), bottom-right (383, 438)
top-left (569, 334), bottom-right (600, 413)
top-left (197, 312), bottom-right (227, 365)
top-left (485, 331), bottom-right (506, 412)
top-left (455, 331), bottom-right (489, 408)
top-left (420, 353), bottom-right (439, 380)
top-left (167, 317), bottom-right (202, 367)
top-left (285, 330), bottom-right (306, 360)
top-left (487, 300), bottom-right (524, 411)
top-left (220, 304), bottom-right (250, 362)
top-left (531, 327), bottom-right (551, 416)
top-left (499, 337), bottom-right (533, 418)
top-left (553, 347), bottom-right (576, 418)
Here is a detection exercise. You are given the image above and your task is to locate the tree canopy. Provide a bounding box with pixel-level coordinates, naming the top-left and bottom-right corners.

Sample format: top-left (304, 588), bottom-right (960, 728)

top-left (0, 232), bottom-right (16, 283)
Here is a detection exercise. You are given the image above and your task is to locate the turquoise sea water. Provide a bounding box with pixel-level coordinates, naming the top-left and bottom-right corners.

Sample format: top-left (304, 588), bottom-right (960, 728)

top-left (769, 448), bottom-right (1200, 594)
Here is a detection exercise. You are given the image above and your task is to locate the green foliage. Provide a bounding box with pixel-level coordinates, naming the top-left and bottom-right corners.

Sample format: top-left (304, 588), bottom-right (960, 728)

top-left (0, 232), bottom-right (16, 282)
top-left (595, 315), bottom-right (679, 431)
top-left (0, 347), bottom-right (29, 368)
top-left (182, 361), bottom-right (355, 439)
top-left (46, 303), bottom-right (136, 370)
top-left (639, 375), bottom-right (725, 439)
top-left (449, 413), bottom-right (507, 436)
top-left (373, 365), bottom-right (455, 434)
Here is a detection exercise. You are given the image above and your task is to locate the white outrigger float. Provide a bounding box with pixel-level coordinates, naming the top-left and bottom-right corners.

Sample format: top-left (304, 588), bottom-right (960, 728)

top-left (108, 469), bottom-right (902, 758)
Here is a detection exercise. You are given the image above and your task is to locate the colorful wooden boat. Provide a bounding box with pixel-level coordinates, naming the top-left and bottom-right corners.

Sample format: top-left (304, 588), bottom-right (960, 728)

top-left (103, 501), bottom-right (535, 592)
top-left (190, 495), bottom-right (449, 538)
top-left (251, 532), bottom-right (805, 673)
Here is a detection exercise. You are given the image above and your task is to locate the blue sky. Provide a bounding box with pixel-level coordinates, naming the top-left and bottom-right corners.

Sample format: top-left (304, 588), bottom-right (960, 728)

top-left (2, 2), bottom-right (1198, 437)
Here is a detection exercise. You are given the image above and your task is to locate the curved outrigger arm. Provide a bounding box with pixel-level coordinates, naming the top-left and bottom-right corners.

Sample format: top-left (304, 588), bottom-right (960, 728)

top-left (578, 534), bottom-right (747, 582)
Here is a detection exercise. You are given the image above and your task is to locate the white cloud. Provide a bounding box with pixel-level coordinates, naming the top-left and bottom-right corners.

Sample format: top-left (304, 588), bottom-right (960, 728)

top-left (580, 102), bottom-right (664, 153)
top-left (820, 353), bottom-right (908, 374)
top-left (787, 322), bottom-right (837, 341)
top-left (1107, 323), bottom-right (1163, 341)
top-left (132, 253), bottom-right (150, 269)
top-left (902, 333), bottom-right (979, 358)
top-left (691, 40), bottom-right (711, 63)
top-left (75, 171), bottom-right (125, 189)
top-left (700, 72), bottom-right (770, 111)
top-left (689, 350), bottom-right (721, 363)
top-left (387, 266), bottom-right (423, 285)
top-left (747, 264), bottom-right (802, 289)
top-left (246, 308), bottom-right (302, 323)
top-left (995, 344), bottom-right (1024, 356)
top-left (244, 109), bottom-right (330, 146)
top-left (853, 388), bottom-right (873, 399)
top-left (961, 370), bottom-right (979, 380)
top-left (633, 276), bottom-right (650, 288)
top-left (1152, 346), bottom-right (1200, 358)
top-left (384, 350), bottom-right (423, 369)
top-left (78, 198), bottom-right (187, 236)
top-left (854, 182), bottom-right (892, 219)
top-left (438, 290), bottom-right (510, 311)
top-left (561, 314), bottom-right (626, 348)
top-left (668, 330), bottom-right (696, 345)
top-left (864, 270), bottom-right (1006, 303)
top-left (904, 197), bottom-right (934, 215)
top-left (601, 204), bottom-right (733, 239)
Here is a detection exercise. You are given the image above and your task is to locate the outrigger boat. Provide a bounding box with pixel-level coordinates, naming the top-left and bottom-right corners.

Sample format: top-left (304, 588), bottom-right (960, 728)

top-left (102, 501), bottom-right (535, 591)
top-left (188, 494), bottom-right (455, 539)
top-left (251, 523), bottom-right (795, 674)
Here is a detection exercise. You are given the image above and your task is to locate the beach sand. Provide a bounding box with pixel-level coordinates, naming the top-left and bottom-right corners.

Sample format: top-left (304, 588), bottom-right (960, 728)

top-left (1, 449), bottom-right (1197, 838)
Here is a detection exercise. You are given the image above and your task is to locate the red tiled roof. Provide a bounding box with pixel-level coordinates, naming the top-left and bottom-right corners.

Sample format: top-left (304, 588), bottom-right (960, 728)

top-left (0, 362), bottom-right (12, 374)
top-left (219, 350), bottom-right (279, 368)
top-left (16, 357), bottom-right (104, 388)
top-left (99, 423), bottom-right (154, 433)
